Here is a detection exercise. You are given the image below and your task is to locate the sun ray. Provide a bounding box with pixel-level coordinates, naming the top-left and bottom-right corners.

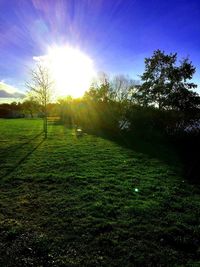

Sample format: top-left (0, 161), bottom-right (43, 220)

top-left (44, 45), bottom-right (96, 98)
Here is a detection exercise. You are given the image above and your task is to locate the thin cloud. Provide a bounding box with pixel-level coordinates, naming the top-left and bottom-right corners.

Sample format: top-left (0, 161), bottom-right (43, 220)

top-left (33, 55), bottom-right (47, 62)
top-left (0, 81), bottom-right (25, 99)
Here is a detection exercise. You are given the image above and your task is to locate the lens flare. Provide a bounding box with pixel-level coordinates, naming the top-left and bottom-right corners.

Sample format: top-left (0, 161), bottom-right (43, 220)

top-left (44, 45), bottom-right (95, 98)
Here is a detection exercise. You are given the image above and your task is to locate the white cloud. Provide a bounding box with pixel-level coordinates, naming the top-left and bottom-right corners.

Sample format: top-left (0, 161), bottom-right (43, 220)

top-left (0, 81), bottom-right (25, 102)
top-left (0, 80), bottom-right (24, 95)
top-left (33, 55), bottom-right (48, 63)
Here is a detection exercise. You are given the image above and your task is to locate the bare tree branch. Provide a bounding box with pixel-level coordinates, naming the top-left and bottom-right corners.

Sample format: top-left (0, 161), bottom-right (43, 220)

top-left (26, 63), bottom-right (53, 138)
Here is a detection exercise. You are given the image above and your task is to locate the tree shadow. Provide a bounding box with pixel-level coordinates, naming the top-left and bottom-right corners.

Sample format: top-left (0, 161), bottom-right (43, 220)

top-left (0, 132), bottom-right (44, 162)
top-left (85, 129), bottom-right (181, 171)
top-left (48, 117), bottom-right (63, 125)
top-left (0, 132), bottom-right (44, 179)
top-left (86, 129), bottom-right (200, 184)
top-left (173, 134), bottom-right (200, 184)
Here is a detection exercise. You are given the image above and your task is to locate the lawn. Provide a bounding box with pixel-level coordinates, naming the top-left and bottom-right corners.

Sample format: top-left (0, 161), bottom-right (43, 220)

top-left (0, 118), bottom-right (200, 266)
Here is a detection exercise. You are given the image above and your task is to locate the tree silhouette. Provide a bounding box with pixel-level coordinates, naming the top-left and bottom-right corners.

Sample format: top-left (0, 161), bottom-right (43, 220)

top-left (137, 50), bottom-right (199, 111)
top-left (26, 64), bottom-right (53, 138)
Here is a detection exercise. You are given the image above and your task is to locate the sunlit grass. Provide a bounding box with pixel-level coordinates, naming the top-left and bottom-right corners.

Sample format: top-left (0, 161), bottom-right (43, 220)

top-left (0, 119), bottom-right (200, 266)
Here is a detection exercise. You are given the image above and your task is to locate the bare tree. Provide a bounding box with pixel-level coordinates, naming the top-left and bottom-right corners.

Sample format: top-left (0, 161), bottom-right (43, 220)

top-left (111, 75), bottom-right (130, 102)
top-left (26, 64), bottom-right (53, 138)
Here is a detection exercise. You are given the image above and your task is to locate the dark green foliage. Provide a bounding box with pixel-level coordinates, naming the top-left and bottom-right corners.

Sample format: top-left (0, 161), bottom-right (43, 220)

top-left (125, 105), bottom-right (167, 135)
top-left (0, 102), bottom-right (23, 118)
top-left (125, 104), bottom-right (200, 136)
top-left (54, 54), bottom-right (200, 139)
top-left (135, 50), bottom-right (200, 111)
top-left (56, 83), bottom-right (124, 135)
top-left (21, 97), bottom-right (41, 118)
top-left (0, 119), bottom-right (200, 266)
top-left (172, 132), bottom-right (200, 183)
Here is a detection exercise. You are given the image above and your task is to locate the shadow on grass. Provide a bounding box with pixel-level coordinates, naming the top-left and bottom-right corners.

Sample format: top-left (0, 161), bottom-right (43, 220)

top-left (0, 132), bottom-right (44, 155)
top-left (85, 127), bottom-right (200, 184)
top-left (0, 132), bottom-right (44, 179)
top-left (48, 117), bottom-right (62, 125)
top-left (85, 128), bottom-right (181, 170)
top-left (172, 133), bottom-right (200, 183)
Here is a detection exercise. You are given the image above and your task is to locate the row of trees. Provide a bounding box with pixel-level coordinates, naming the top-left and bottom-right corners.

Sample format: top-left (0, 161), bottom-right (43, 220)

top-left (0, 100), bottom-right (40, 118)
top-left (55, 50), bottom-right (200, 136)
top-left (1, 50), bottom-right (199, 137)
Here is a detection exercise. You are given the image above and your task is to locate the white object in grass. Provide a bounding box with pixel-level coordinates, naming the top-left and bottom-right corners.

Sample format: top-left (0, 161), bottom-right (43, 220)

top-left (76, 128), bottom-right (83, 136)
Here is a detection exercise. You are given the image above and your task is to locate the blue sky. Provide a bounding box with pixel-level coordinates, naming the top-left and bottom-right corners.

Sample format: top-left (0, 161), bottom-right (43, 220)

top-left (0, 0), bottom-right (200, 97)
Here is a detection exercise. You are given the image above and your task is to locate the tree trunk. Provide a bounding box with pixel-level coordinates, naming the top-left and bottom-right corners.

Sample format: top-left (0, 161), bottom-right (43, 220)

top-left (43, 116), bottom-right (47, 138)
top-left (43, 104), bottom-right (47, 138)
top-left (43, 98), bottom-right (47, 138)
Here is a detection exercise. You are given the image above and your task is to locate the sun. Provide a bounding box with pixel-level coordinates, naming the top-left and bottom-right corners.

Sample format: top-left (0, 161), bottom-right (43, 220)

top-left (46, 45), bottom-right (96, 98)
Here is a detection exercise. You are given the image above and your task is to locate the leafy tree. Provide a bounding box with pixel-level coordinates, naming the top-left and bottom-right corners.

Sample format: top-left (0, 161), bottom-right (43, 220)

top-left (0, 102), bottom-right (22, 118)
top-left (22, 96), bottom-right (40, 118)
top-left (26, 64), bottom-right (53, 138)
top-left (136, 50), bottom-right (200, 111)
top-left (84, 80), bottom-right (111, 103)
top-left (57, 96), bottom-right (74, 124)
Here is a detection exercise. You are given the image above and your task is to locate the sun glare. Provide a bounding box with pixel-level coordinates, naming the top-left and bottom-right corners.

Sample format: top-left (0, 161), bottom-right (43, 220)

top-left (45, 46), bottom-right (95, 98)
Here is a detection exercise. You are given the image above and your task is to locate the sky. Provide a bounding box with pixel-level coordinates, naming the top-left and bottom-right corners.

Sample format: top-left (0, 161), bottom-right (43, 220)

top-left (0, 0), bottom-right (200, 100)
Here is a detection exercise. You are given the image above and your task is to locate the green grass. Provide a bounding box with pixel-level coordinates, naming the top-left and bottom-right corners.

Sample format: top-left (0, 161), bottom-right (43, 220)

top-left (0, 118), bottom-right (200, 266)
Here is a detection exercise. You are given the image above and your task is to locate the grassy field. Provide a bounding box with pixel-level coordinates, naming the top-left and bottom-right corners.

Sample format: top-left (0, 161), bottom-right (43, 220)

top-left (0, 118), bottom-right (200, 266)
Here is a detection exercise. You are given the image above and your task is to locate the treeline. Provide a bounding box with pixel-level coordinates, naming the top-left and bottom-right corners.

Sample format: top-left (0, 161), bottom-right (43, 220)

top-left (0, 98), bottom-right (57, 119)
top-left (2, 50), bottom-right (200, 137)
top-left (0, 98), bottom-right (40, 118)
top-left (57, 50), bottom-right (200, 136)
top-left (0, 101), bottom-right (56, 119)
